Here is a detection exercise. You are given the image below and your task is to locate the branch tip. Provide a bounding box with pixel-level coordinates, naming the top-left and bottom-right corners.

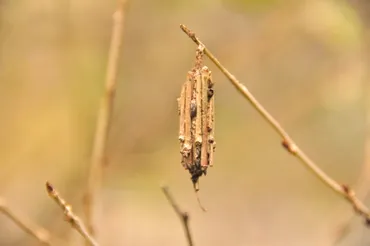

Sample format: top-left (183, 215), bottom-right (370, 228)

top-left (46, 182), bottom-right (99, 246)
top-left (45, 181), bottom-right (54, 194)
top-left (180, 24), bottom-right (199, 44)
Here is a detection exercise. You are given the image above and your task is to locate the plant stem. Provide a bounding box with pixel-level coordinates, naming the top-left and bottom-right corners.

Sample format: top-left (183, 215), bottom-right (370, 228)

top-left (161, 186), bottom-right (194, 246)
top-left (0, 198), bottom-right (52, 245)
top-left (84, 0), bottom-right (128, 238)
top-left (180, 24), bottom-right (370, 225)
top-left (46, 182), bottom-right (99, 246)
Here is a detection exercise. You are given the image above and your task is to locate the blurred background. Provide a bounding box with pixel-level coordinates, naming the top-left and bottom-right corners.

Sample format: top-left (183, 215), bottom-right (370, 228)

top-left (1, 0), bottom-right (370, 245)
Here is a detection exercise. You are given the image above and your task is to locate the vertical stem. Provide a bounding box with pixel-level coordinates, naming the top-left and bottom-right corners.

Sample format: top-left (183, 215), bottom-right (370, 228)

top-left (200, 67), bottom-right (209, 168)
top-left (84, 0), bottom-right (127, 239)
top-left (194, 71), bottom-right (203, 147)
top-left (178, 83), bottom-right (186, 143)
top-left (207, 71), bottom-right (215, 167)
top-left (183, 73), bottom-right (193, 161)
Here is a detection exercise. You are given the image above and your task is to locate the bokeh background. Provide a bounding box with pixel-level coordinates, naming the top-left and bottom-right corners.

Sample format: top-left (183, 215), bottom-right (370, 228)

top-left (1, 0), bottom-right (370, 245)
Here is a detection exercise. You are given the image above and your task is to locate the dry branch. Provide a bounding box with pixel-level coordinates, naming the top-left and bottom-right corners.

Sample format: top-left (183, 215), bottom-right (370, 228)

top-left (179, 24), bottom-right (370, 225)
top-left (84, 0), bottom-right (127, 238)
top-left (45, 182), bottom-right (99, 246)
top-left (328, 81), bottom-right (370, 245)
top-left (0, 198), bottom-right (52, 245)
top-left (178, 83), bottom-right (186, 143)
top-left (161, 186), bottom-right (194, 246)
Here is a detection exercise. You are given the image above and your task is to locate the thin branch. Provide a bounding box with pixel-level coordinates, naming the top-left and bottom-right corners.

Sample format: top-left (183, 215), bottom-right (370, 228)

top-left (84, 0), bottom-right (128, 238)
top-left (354, 78), bottom-right (370, 201)
top-left (179, 24), bottom-right (370, 225)
top-left (330, 138), bottom-right (370, 244)
top-left (0, 198), bottom-right (52, 245)
top-left (328, 71), bottom-right (370, 245)
top-left (161, 186), bottom-right (194, 246)
top-left (45, 181), bottom-right (99, 246)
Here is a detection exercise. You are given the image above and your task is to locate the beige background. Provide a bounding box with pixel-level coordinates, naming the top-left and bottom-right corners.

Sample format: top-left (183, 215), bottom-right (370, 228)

top-left (0, 0), bottom-right (369, 245)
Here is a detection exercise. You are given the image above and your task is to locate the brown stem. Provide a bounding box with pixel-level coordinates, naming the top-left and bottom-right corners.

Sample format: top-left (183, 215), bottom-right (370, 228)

top-left (200, 67), bottom-right (209, 169)
top-left (46, 182), bottom-right (99, 246)
top-left (178, 83), bottom-right (186, 143)
top-left (181, 73), bottom-right (194, 169)
top-left (84, 0), bottom-right (127, 238)
top-left (161, 186), bottom-right (194, 246)
top-left (207, 71), bottom-right (215, 167)
top-left (180, 24), bottom-right (370, 225)
top-left (0, 198), bottom-right (52, 245)
top-left (328, 35), bottom-right (370, 244)
top-left (193, 72), bottom-right (203, 148)
top-left (184, 73), bottom-right (193, 153)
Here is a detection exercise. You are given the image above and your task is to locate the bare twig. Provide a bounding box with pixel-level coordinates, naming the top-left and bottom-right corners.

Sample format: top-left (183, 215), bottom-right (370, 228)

top-left (356, 123), bottom-right (370, 204)
top-left (161, 186), bottom-right (194, 246)
top-left (330, 145), bottom-right (370, 244)
top-left (46, 181), bottom-right (99, 246)
top-left (179, 24), bottom-right (370, 225)
top-left (0, 198), bottom-right (52, 245)
top-left (84, 0), bottom-right (127, 238)
top-left (178, 83), bottom-right (186, 143)
top-left (328, 71), bottom-right (370, 245)
top-left (354, 75), bottom-right (370, 204)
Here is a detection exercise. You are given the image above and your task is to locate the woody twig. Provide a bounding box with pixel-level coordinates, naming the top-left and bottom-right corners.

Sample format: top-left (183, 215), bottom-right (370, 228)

top-left (84, 0), bottom-right (127, 238)
top-left (180, 24), bottom-right (370, 226)
top-left (161, 186), bottom-right (194, 246)
top-left (46, 182), bottom-right (99, 246)
top-left (0, 198), bottom-right (52, 245)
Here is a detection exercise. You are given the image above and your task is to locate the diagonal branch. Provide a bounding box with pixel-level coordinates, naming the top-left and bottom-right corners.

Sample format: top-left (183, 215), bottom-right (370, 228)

top-left (328, 64), bottom-right (370, 245)
top-left (0, 198), bottom-right (52, 245)
top-left (179, 24), bottom-right (370, 225)
top-left (161, 186), bottom-right (194, 246)
top-left (329, 120), bottom-right (370, 244)
top-left (84, 0), bottom-right (128, 238)
top-left (46, 182), bottom-right (99, 246)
